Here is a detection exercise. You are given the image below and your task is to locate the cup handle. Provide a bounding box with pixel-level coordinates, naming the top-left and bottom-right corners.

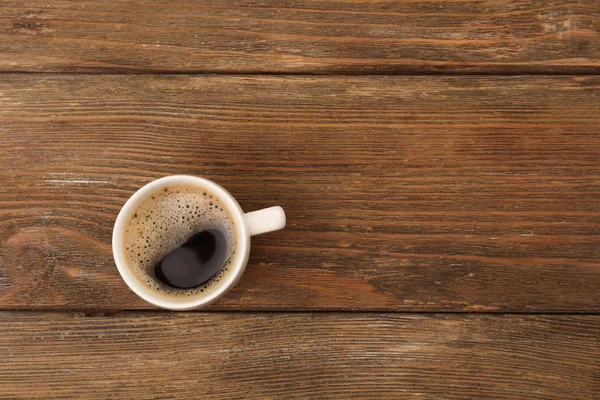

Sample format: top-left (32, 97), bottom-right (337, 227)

top-left (243, 206), bottom-right (286, 236)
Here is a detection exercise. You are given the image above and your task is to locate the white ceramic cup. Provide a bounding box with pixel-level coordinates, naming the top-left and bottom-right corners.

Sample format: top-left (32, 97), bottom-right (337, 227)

top-left (112, 175), bottom-right (286, 310)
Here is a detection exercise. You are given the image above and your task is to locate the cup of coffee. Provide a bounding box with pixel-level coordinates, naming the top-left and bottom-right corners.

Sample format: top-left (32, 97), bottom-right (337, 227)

top-left (112, 175), bottom-right (286, 310)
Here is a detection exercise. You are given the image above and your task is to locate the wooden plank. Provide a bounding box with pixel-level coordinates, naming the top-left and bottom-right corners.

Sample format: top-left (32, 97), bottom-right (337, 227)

top-left (0, 75), bottom-right (599, 311)
top-left (0, 312), bottom-right (598, 399)
top-left (0, 0), bottom-right (598, 74)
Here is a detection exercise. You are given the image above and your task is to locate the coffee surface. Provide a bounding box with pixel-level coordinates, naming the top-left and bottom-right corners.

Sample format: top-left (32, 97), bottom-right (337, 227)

top-left (154, 228), bottom-right (229, 289)
top-left (123, 184), bottom-right (236, 296)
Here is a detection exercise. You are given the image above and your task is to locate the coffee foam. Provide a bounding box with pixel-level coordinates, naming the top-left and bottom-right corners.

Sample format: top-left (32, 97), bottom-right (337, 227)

top-left (123, 184), bottom-right (237, 297)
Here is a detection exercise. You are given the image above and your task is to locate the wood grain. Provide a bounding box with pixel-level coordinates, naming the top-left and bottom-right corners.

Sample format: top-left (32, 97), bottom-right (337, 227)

top-left (0, 75), bottom-right (599, 311)
top-left (0, 312), bottom-right (598, 399)
top-left (0, 0), bottom-right (598, 74)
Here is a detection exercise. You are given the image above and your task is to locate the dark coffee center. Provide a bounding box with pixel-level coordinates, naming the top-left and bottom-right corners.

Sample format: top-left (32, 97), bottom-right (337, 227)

top-left (154, 228), bottom-right (228, 289)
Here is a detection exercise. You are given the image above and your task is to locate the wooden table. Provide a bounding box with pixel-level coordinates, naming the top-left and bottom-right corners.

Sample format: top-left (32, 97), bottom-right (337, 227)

top-left (1, 1), bottom-right (599, 398)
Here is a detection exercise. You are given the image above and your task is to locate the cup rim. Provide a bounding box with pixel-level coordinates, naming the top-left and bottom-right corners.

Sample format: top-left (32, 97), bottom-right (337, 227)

top-left (112, 175), bottom-right (250, 310)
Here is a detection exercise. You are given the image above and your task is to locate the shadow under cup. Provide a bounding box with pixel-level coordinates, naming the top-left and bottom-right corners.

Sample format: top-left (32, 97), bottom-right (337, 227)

top-left (112, 175), bottom-right (251, 310)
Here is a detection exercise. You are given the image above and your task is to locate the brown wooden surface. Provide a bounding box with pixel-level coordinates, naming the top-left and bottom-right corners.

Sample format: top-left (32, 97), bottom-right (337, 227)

top-left (1, 312), bottom-right (598, 399)
top-left (0, 74), bottom-right (599, 312)
top-left (0, 0), bottom-right (599, 74)
top-left (2, 1), bottom-right (600, 397)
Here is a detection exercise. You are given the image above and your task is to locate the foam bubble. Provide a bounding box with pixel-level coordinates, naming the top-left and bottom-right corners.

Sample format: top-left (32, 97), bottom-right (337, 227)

top-left (123, 184), bottom-right (237, 297)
